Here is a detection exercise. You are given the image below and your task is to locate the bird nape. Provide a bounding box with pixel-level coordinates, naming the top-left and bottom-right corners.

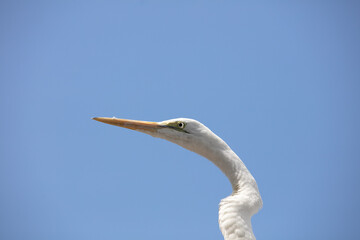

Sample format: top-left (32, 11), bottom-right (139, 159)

top-left (93, 117), bottom-right (262, 240)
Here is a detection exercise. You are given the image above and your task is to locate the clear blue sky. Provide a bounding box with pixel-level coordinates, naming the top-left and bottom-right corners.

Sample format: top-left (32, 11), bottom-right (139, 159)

top-left (1, 1), bottom-right (359, 240)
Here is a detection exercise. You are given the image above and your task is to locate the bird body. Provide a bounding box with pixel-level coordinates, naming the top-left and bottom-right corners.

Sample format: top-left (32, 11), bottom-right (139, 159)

top-left (93, 117), bottom-right (262, 240)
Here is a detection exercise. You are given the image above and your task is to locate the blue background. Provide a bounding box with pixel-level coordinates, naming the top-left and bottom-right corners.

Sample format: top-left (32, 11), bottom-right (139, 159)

top-left (1, 1), bottom-right (359, 239)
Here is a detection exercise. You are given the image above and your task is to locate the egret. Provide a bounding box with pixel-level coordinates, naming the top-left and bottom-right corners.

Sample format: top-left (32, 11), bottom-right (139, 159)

top-left (93, 117), bottom-right (262, 240)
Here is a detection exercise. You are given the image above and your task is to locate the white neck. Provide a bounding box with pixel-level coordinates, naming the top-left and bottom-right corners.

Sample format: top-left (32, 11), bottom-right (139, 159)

top-left (159, 127), bottom-right (261, 197)
top-left (197, 139), bottom-right (258, 194)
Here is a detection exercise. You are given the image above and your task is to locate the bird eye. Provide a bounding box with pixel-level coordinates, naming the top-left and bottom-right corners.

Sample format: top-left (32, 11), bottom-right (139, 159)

top-left (178, 122), bottom-right (185, 128)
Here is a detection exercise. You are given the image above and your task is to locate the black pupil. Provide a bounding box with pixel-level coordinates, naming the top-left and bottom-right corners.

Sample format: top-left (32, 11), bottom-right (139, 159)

top-left (178, 123), bottom-right (183, 128)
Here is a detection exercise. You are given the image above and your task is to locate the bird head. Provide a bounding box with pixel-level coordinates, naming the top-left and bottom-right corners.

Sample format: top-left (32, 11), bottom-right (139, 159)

top-left (92, 117), bottom-right (227, 158)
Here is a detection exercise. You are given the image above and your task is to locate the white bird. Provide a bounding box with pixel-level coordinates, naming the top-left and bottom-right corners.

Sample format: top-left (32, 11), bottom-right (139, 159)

top-left (93, 117), bottom-right (262, 240)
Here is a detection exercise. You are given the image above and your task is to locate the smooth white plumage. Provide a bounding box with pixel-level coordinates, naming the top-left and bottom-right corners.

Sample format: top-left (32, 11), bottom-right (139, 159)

top-left (93, 117), bottom-right (262, 240)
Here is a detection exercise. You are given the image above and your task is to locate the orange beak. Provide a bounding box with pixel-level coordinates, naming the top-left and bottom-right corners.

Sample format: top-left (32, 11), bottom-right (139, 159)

top-left (92, 117), bottom-right (161, 133)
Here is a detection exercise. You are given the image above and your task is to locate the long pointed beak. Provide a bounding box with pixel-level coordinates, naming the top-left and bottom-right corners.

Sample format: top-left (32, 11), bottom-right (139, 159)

top-left (92, 117), bottom-right (161, 133)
